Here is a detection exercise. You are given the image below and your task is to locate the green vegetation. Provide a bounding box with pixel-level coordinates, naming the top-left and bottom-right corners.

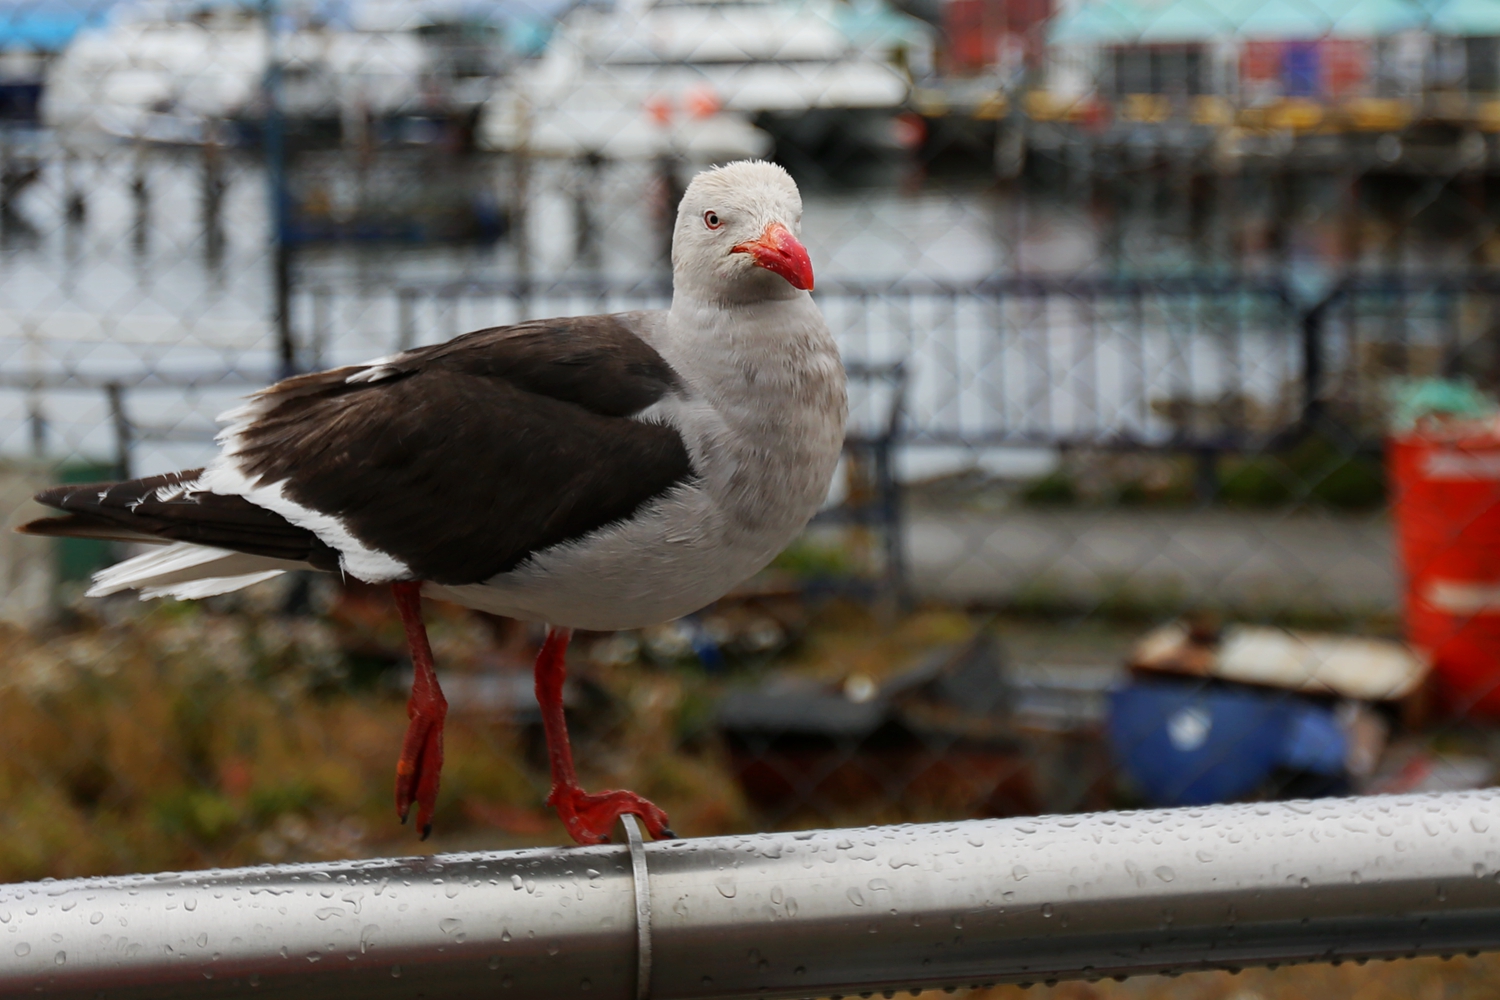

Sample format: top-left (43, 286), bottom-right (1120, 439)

top-left (770, 535), bottom-right (859, 577)
top-left (1019, 469), bottom-right (1078, 505)
top-left (1016, 436), bottom-right (1386, 511)
top-left (1217, 435), bottom-right (1385, 511)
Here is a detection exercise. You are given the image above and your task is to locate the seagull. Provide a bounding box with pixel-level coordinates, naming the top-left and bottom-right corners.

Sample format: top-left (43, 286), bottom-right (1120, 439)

top-left (20, 160), bottom-right (848, 845)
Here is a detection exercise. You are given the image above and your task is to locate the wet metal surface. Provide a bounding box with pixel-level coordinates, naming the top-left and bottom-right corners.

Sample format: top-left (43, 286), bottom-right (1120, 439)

top-left (4, 792), bottom-right (1500, 998)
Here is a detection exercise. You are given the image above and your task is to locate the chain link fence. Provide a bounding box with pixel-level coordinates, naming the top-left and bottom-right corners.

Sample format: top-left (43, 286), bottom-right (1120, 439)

top-left (4, 0), bottom-right (1500, 994)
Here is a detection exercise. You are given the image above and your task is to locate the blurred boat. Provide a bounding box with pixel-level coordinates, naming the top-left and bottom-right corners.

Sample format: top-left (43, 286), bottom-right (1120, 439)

top-left (481, 72), bottom-right (774, 160)
top-left (477, 0), bottom-right (932, 161)
top-left (40, 0), bottom-right (492, 147)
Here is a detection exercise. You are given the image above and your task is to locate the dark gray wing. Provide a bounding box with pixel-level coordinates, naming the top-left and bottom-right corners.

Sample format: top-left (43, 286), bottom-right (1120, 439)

top-left (230, 313), bottom-right (693, 584)
top-left (26, 314), bottom-right (695, 587)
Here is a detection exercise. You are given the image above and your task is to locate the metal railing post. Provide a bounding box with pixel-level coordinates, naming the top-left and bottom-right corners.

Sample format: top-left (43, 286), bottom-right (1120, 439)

top-left (5, 791), bottom-right (1500, 999)
top-left (104, 381), bottom-right (131, 480)
top-left (396, 288), bottom-right (416, 352)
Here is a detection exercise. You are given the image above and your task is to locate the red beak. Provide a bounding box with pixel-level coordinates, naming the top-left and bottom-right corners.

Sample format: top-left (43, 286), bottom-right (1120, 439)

top-left (732, 222), bottom-right (814, 291)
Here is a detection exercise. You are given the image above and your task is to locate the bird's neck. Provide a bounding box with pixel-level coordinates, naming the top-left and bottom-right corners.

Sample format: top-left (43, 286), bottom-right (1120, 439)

top-left (663, 289), bottom-right (836, 392)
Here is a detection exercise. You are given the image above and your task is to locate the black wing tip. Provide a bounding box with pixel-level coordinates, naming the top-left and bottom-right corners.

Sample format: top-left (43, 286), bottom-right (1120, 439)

top-left (15, 515), bottom-right (64, 536)
top-left (33, 482), bottom-right (94, 509)
top-left (32, 468), bottom-right (210, 512)
top-left (15, 512), bottom-right (154, 544)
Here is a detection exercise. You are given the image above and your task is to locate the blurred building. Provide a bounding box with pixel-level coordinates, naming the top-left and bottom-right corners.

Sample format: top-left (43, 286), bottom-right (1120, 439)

top-left (1032, 0), bottom-right (1500, 138)
top-left (478, 0), bottom-right (934, 162)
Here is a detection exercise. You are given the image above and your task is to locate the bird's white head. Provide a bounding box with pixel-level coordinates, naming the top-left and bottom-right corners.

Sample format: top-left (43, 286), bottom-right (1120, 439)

top-left (671, 160), bottom-right (812, 303)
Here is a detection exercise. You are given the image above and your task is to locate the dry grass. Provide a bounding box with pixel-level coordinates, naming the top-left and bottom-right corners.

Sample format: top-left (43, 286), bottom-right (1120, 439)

top-left (0, 594), bottom-right (761, 881)
top-left (956, 953), bottom-right (1500, 1000)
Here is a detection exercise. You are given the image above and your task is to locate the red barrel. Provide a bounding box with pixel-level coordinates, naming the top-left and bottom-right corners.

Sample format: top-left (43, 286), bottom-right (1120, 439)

top-left (1390, 426), bottom-right (1500, 716)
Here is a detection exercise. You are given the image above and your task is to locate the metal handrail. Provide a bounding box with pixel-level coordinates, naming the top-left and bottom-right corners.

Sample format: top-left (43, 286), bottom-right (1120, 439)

top-left (4, 791), bottom-right (1500, 999)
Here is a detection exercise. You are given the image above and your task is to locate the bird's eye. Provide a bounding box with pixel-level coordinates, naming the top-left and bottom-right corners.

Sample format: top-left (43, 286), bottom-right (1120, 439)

top-left (704, 210), bottom-right (722, 230)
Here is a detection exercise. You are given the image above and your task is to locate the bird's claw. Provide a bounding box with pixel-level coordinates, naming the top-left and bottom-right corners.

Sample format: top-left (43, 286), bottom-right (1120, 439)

top-left (548, 786), bottom-right (673, 845)
top-left (395, 705), bottom-right (445, 840)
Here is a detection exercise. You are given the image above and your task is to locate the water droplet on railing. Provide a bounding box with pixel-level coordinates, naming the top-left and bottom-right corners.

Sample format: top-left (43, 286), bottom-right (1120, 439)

top-left (847, 888), bottom-right (865, 907)
top-left (715, 878), bottom-right (737, 899)
top-left (511, 876), bottom-right (524, 891)
top-left (390, 965), bottom-right (401, 979)
top-left (53, 951), bottom-right (65, 966)
top-left (1154, 867), bottom-right (1175, 883)
top-left (89, 912), bottom-right (103, 925)
top-left (1041, 904), bottom-right (1054, 918)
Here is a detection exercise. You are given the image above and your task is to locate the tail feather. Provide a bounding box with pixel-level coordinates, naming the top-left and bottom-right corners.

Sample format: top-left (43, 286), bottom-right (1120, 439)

top-left (22, 468), bottom-right (340, 572)
top-left (22, 468), bottom-right (339, 601)
top-left (87, 542), bottom-right (302, 599)
top-left (18, 511), bottom-right (167, 545)
top-left (140, 571), bottom-right (290, 601)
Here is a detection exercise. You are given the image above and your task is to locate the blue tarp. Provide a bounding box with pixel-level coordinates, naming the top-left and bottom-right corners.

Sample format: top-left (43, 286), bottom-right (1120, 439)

top-left (1108, 680), bottom-right (1346, 807)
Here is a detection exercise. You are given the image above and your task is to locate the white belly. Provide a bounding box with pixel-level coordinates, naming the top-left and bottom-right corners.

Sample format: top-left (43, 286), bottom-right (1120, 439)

top-left (423, 479), bottom-right (800, 631)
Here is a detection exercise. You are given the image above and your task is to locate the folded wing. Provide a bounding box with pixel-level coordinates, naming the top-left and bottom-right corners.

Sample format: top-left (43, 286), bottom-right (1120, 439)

top-left (22, 313), bottom-right (696, 594)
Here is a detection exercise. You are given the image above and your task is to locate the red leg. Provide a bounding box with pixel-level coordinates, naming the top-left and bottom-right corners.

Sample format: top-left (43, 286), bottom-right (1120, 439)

top-left (535, 627), bottom-right (674, 844)
top-left (392, 581), bottom-right (446, 840)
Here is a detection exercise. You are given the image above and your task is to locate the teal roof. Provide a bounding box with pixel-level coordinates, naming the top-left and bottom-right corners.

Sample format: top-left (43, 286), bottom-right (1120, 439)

top-left (1230, 0), bottom-right (1338, 39)
top-left (1049, 0), bottom-right (1150, 44)
top-left (836, 0), bottom-right (935, 49)
top-left (1137, 0), bottom-right (1240, 40)
top-left (1327, 0), bottom-right (1428, 35)
top-left (1428, 0), bottom-right (1500, 35)
top-left (1048, 0), bottom-right (1429, 43)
